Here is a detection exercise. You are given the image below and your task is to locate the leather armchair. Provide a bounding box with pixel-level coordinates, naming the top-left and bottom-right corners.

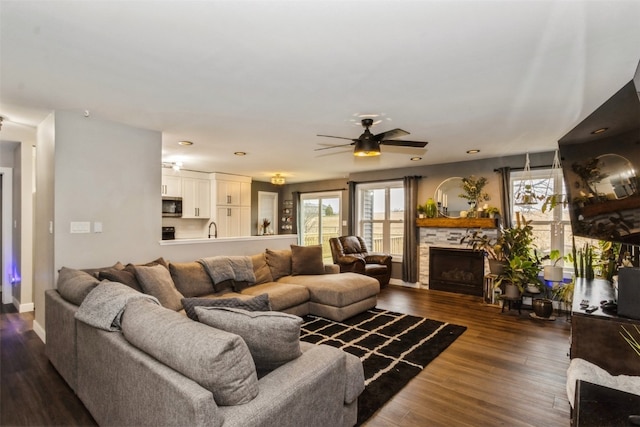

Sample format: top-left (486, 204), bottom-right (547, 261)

top-left (329, 236), bottom-right (392, 287)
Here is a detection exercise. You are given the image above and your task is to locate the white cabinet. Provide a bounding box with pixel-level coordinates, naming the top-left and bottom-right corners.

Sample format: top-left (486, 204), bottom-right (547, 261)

top-left (161, 174), bottom-right (182, 197)
top-left (182, 177), bottom-right (210, 219)
top-left (216, 180), bottom-right (250, 206)
top-left (217, 206), bottom-right (250, 237)
top-left (213, 173), bottom-right (251, 236)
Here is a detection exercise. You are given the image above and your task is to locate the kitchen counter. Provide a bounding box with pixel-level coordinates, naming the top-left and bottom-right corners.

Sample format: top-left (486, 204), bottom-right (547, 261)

top-left (160, 234), bottom-right (296, 245)
top-left (157, 234), bottom-right (298, 263)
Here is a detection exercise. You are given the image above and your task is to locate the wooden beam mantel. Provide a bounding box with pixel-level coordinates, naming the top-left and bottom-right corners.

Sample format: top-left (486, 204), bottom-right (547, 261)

top-left (416, 217), bottom-right (498, 229)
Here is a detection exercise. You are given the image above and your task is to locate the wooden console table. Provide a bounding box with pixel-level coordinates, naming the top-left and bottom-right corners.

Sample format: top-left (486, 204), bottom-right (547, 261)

top-left (571, 278), bottom-right (640, 376)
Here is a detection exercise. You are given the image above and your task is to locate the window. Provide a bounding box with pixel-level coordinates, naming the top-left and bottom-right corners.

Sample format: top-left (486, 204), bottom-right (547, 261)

top-left (299, 192), bottom-right (341, 262)
top-left (356, 181), bottom-right (403, 260)
top-left (510, 167), bottom-right (592, 269)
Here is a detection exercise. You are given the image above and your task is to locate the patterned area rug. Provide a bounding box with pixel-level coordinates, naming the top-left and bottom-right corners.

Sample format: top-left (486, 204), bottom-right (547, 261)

top-left (300, 308), bottom-right (467, 426)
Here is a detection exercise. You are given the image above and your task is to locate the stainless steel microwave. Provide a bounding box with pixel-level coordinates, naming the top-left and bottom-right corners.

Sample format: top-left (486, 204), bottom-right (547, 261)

top-left (162, 197), bottom-right (182, 217)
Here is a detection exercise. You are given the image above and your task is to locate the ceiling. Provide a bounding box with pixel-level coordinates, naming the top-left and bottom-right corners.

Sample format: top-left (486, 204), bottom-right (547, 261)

top-left (1, 1), bottom-right (639, 183)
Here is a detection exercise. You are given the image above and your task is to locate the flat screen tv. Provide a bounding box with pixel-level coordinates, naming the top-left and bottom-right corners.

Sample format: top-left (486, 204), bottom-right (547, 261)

top-left (558, 79), bottom-right (640, 246)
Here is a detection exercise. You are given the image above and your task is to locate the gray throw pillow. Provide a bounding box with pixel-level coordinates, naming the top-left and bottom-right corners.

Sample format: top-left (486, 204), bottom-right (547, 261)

top-left (181, 293), bottom-right (271, 321)
top-left (134, 264), bottom-right (184, 311)
top-left (168, 261), bottom-right (215, 297)
top-left (122, 299), bottom-right (258, 406)
top-left (290, 244), bottom-right (325, 275)
top-left (98, 266), bottom-right (142, 292)
top-left (195, 306), bottom-right (302, 371)
top-left (57, 267), bottom-right (101, 306)
top-left (265, 248), bottom-right (292, 280)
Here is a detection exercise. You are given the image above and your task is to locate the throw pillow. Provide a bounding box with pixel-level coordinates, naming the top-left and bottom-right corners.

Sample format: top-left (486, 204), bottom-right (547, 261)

top-left (195, 306), bottom-right (302, 372)
top-left (181, 293), bottom-right (271, 321)
top-left (98, 266), bottom-right (142, 292)
top-left (168, 261), bottom-right (215, 297)
top-left (251, 253), bottom-right (273, 284)
top-left (290, 244), bottom-right (325, 275)
top-left (57, 267), bottom-right (100, 305)
top-left (265, 248), bottom-right (292, 280)
top-left (134, 264), bottom-right (184, 311)
top-left (122, 299), bottom-right (258, 406)
top-left (81, 261), bottom-right (125, 278)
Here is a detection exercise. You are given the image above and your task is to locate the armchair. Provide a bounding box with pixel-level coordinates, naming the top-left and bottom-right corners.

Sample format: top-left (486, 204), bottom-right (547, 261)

top-left (329, 236), bottom-right (392, 287)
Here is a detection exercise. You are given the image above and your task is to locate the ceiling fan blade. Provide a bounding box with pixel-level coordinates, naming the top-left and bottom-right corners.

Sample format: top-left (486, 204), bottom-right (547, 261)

top-left (314, 142), bottom-right (355, 151)
top-left (374, 128), bottom-right (409, 141)
top-left (380, 139), bottom-right (429, 148)
top-left (317, 134), bottom-right (357, 141)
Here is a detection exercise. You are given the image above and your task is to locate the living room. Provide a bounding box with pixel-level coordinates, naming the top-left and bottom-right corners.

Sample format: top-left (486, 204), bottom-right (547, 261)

top-left (1, 1), bottom-right (640, 426)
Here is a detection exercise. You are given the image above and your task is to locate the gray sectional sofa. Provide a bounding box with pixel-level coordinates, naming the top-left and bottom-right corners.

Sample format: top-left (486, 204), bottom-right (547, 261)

top-left (45, 245), bottom-right (379, 427)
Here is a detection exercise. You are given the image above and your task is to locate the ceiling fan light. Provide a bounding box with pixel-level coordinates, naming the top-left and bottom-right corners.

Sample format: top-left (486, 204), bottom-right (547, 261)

top-left (354, 139), bottom-right (381, 157)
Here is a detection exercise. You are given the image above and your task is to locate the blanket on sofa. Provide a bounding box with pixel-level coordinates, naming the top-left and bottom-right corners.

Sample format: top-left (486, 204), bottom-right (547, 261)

top-left (75, 281), bottom-right (159, 331)
top-left (198, 256), bottom-right (256, 284)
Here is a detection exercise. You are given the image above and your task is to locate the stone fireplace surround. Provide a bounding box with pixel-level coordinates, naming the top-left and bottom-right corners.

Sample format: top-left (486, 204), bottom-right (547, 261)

top-left (418, 222), bottom-right (499, 289)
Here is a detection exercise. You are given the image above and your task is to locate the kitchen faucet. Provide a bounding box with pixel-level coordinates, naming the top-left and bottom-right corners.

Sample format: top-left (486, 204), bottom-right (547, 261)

top-left (208, 221), bottom-right (218, 239)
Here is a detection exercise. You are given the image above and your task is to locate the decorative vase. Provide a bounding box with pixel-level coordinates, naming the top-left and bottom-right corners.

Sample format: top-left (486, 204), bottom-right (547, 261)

top-left (532, 298), bottom-right (554, 318)
top-left (425, 198), bottom-right (437, 218)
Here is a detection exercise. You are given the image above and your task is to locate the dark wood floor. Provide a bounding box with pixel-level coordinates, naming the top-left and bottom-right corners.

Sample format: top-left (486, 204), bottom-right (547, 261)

top-left (1, 286), bottom-right (571, 427)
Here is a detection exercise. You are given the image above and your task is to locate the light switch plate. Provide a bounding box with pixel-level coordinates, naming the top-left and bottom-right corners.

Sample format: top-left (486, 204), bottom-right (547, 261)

top-left (94, 222), bottom-right (103, 233)
top-left (70, 221), bottom-right (91, 234)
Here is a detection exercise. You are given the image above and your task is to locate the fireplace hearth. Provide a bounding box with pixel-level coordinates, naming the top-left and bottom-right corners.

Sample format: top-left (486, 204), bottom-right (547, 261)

top-left (429, 247), bottom-right (484, 296)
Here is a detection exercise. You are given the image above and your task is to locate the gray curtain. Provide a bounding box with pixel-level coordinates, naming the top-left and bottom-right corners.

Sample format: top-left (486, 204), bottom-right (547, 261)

top-left (496, 167), bottom-right (512, 227)
top-left (347, 181), bottom-right (356, 236)
top-left (403, 176), bottom-right (420, 283)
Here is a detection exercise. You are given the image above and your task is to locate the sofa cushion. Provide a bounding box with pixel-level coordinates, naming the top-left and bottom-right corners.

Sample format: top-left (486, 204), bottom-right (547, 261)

top-left (240, 282), bottom-right (309, 312)
top-left (168, 261), bottom-right (215, 298)
top-left (251, 253), bottom-right (273, 285)
top-left (278, 272), bottom-right (379, 307)
top-left (195, 306), bottom-right (303, 371)
top-left (265, 248), bottom-right (292, 280)
top-left (134, 264), bottom-right (184, 311)
top-left (291, 244), bottom-right (325, 275)
top-left (122, 299), bottom-right (258, 406)
top-left (98, 265), bottom-right (142, 292)
top-left (181, 293), bottom-right (271, 321)
top-left (57, 267), bottom-right (101, 306)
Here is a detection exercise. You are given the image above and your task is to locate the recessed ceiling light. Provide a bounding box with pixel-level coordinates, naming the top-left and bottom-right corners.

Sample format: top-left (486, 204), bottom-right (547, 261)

top-left (178, 140), bottom-right (193, 146)
top-left (234, 151), bottom-right (247, 156)
top-left (466, 149), bottom-right (480, 154)
top-left (591, 127), bottom-right (609, 135)
top-left (410, 157), bottom-right (422, 161)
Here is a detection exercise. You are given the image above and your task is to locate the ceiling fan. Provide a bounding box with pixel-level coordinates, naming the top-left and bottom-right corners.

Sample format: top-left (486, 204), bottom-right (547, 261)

top-left (316, 118), bottom-right (429, 157)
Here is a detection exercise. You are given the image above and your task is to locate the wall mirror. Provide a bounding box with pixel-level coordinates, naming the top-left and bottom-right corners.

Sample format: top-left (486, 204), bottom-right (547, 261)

top-left (434, 177), bottom-right (469, 217)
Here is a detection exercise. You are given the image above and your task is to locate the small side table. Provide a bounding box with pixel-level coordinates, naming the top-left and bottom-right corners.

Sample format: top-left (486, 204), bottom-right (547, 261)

top-left (573, 380), bottom-right (640, 426)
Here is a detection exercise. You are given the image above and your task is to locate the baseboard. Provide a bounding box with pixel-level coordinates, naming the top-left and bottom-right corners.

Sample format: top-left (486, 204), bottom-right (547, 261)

top-left (33, 319), bottom-right (46, 344)
top-left (13, 296), bottom-right (34, 313)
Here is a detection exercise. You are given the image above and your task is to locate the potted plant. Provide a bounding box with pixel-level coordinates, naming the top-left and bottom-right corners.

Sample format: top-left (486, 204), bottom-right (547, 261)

top-left (417, 203), bottom-right (428, 218)
top-left (486, 206), bottom-right (500, 218)
top-left (460, 230), bottom-right (507, 274)
top-left (495, 255), bottom-right (542, 298)
top-left (543, 249), bottom-right (566, 282)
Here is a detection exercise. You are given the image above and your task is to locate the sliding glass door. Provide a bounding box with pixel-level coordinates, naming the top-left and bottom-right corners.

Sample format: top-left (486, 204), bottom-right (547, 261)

top-left (299, 192), bottom-right (341, 262)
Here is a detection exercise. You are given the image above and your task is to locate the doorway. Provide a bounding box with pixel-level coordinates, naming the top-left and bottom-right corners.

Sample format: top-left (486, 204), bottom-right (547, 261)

top-left (0, 167), bottom-right (12, 304)
top-left (257, 191), bottom-right (278, 235)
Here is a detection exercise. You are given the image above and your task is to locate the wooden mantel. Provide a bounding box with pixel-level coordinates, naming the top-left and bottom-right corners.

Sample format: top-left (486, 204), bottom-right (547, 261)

top-left (416, 217), bottom-right (498, 229)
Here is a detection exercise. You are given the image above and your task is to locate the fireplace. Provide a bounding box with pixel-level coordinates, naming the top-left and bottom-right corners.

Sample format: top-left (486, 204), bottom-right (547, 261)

top-left (428, 247), bottom-right (484, 296)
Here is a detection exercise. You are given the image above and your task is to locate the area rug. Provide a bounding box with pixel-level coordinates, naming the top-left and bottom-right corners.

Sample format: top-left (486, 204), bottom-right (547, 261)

top-left (300, 308), bottom-right (466, 426)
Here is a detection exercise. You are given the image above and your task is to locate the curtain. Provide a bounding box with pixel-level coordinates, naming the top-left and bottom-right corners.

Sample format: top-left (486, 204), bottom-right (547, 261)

top-left (402, 176), bottom-right (420, 283)
top-left (292, 191), bottom-right (300, 242)
top-left (496, 167), bottom-right (512, 228)
top-left (347, 181), bottom-right (356, 236)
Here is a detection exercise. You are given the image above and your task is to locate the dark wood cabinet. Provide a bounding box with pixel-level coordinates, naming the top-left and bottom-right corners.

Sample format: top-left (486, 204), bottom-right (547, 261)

top-left (571, 278), bottom-right (640, 376)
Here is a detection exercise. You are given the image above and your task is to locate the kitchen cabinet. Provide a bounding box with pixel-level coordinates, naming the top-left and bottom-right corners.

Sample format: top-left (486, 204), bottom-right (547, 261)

top-left (161, 174), bottom-right (182, 197)
top-left (212, 173), bottom-right (251, 236)
top-left (182, 177), bottom-right (210, 219)
top-left (217, 206), bottom-right (250, 237)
